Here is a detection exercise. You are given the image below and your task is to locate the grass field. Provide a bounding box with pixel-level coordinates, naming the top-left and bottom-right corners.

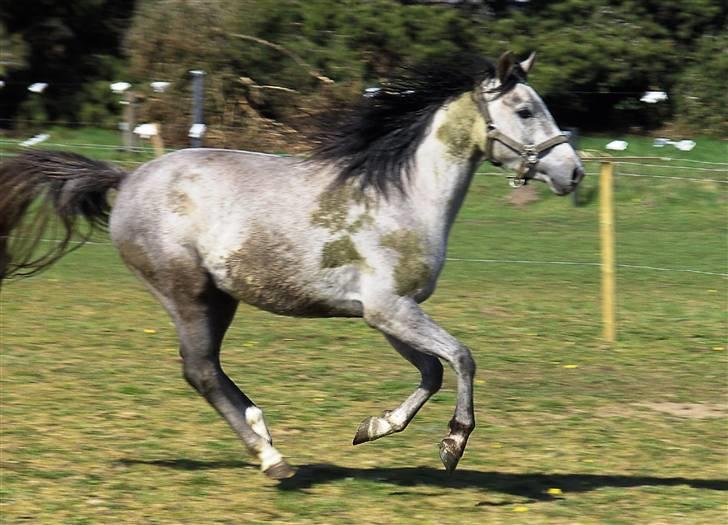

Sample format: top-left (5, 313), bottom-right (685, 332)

top-left (1, 130), bottom-right (727, 524)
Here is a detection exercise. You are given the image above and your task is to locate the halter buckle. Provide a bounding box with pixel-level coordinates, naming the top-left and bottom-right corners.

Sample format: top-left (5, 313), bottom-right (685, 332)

top-left (523, 145), bottom-right (539, 165)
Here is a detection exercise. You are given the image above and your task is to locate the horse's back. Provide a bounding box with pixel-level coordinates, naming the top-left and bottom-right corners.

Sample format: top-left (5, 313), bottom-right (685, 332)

top-left (112, 148), bottom-right (320, 237)
top-left (115, 149), bottom-right (312, 206)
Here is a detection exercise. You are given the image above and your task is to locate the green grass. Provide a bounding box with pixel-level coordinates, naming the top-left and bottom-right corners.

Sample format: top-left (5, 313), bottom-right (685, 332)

top-left (1, 130), bottom-right (727, 524)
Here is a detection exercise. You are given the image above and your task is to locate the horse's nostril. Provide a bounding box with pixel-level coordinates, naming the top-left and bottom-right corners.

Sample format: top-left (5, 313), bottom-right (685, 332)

top-left (572, 167), bottom-right (585, 185)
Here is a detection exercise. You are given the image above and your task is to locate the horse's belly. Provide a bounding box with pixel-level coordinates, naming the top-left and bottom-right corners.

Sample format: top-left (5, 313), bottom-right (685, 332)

top-left (205, 230), bottom-right (363, 318)
top-left (223, 268), bottom-right (363, 318)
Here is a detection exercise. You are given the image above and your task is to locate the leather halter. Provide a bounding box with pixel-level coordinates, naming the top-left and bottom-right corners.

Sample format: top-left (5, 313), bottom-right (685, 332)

top-left (473, 89), bottom-right (569, 188)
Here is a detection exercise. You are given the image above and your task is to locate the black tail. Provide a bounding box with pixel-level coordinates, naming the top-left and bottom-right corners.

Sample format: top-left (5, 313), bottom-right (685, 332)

top-left (0, 150), bottom-right (127, 280)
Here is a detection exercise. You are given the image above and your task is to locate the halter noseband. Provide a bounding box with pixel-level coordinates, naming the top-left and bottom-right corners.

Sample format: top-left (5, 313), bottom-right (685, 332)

top-left (473, 90), bottom-right (569, 188)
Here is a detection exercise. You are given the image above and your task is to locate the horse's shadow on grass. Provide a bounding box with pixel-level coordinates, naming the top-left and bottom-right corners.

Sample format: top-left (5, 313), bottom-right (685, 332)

top-left (118, 458), bottom-right (727, 502)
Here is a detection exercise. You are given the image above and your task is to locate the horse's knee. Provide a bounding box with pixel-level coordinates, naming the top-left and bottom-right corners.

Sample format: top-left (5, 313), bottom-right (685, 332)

top-left (454, 346), bottom-right (475, 378)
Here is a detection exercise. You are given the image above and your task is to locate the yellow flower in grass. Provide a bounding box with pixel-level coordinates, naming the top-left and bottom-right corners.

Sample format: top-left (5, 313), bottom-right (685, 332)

top-left (143, 329), bottom-right (157, 334)
top-left (563, 364), bottom-right (579, 369)
top-left (513, 505), bottom-right (529, 512)
top-left (547, 488), bottom-right (563, 495)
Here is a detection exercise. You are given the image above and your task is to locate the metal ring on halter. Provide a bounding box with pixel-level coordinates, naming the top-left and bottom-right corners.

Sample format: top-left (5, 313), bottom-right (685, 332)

top-left (524, 147), bottom-right (539, 166)
top-left (508, 164), bottom-right (529, 188)
top-left (508, 176), bottom-right (526, 188)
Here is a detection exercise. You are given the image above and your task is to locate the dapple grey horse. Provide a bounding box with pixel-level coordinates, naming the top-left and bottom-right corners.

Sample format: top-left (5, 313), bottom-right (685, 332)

top-left (0, 52), bottom-right (584, 479)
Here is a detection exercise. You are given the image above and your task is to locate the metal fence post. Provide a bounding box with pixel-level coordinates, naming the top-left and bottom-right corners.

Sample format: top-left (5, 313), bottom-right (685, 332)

top-left (190, 70), bottom-right (205, 148)
top-left (123, 90), bottom-right (138, 152)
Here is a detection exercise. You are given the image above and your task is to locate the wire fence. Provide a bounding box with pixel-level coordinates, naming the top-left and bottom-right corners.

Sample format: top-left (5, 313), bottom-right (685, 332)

top-left (5, 236), bottom-right (727, 279)
top-left (2, 138), bottom-right (727, 184)
top-left (1, 126), bottom-right (726, 283)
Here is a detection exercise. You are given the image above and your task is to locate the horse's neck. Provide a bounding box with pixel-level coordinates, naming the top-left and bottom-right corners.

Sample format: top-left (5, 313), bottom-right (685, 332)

top-left (408, 92), bottom-right (485, 242)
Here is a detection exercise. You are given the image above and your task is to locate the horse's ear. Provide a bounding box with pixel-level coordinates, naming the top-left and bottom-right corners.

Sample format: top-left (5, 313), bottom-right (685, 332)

top-left (497, 51), bottom-right (515, 83)
top-left (519, 52), bottom-right (536, 76)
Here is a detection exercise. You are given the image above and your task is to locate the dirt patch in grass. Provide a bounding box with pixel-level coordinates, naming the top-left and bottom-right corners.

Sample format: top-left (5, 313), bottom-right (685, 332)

top-left (506, 185), bottom-right (540, 206)
top-left (593, 404), bottom-right (642, 418)
top-left (634, 402), bottom-right (727, 419)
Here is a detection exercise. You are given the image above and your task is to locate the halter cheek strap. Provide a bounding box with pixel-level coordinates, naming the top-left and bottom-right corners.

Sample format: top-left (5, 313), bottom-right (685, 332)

top-left (473, 90), bottom-right (569, 188)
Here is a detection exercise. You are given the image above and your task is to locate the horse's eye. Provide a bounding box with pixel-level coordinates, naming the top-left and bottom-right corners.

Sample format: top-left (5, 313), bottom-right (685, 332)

top-left (517, 108), bottom-right (533, 119)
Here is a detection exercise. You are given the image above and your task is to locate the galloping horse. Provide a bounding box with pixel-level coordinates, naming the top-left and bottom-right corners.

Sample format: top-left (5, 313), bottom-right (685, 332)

top-left (0, 52), bottom-right (584, 479)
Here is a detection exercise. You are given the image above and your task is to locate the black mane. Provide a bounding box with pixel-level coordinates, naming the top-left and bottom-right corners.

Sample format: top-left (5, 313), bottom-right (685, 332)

top-left (310, 55), bottom-right (519, 194)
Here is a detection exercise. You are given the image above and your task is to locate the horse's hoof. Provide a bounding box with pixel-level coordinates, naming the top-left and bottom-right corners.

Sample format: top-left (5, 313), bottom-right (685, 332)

top-left (353, 416), bottom-right (376, 445)
top-left (439, 438), bottom-right (462, 474)
top-left (264, 460), bottom-right (296, 480)
top-left (353, 415), bottom-right (397, 445)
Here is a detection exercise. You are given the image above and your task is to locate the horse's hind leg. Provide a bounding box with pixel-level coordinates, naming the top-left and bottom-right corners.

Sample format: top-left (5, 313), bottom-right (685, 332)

top-left (353, 335), bottom-right (443, 444)
top-left (123, 251), bottom-right (294, 479)
top-left (176, 295), bottom-right (293, 479)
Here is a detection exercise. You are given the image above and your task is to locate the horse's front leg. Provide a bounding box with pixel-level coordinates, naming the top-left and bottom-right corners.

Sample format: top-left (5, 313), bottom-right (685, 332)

top-left (353, 334), bottom-right (443, 444)
top-left (362, 296), bottom-right (476, 473)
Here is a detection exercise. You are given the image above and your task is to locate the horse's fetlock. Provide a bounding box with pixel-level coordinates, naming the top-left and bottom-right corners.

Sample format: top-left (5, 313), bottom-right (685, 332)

top-left (448, 416), bottom-right (474, 437)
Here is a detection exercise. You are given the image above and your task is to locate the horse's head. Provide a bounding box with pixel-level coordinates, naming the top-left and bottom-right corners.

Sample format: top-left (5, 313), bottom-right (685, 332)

top-left (479, 51), bottom-right (584, 195)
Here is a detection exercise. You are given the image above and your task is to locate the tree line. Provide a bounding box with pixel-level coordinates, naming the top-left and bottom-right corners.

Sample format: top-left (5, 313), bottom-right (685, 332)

top-left (1, 0), bottom-right (726, 150)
